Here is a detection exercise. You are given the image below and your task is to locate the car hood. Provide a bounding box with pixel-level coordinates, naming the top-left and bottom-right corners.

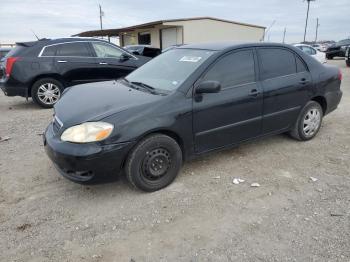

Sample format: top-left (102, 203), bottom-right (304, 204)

top-left (54, 80), bottom-right (163, 127)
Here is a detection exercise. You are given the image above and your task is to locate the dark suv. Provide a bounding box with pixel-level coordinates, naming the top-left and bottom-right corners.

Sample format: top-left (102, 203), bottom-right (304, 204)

top-left (326, 39), bottom-right (350, 60)
top-left (0, 38), bottom-right (150, 108)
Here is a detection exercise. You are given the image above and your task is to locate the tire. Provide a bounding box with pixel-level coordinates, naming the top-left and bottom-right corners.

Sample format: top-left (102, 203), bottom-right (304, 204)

top-left (326, 54), bottom-right (333, 60)
top-left (125, 134), bottom-right (183, 192)
top-left (289, 101), bottom-right (323, 141)
top-left (346, 60), bottom-right (350, 67)
top-left (31, 78), bottom-right (64, 108)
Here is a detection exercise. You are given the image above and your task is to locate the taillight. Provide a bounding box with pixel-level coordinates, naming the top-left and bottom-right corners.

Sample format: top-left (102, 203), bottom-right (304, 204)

top-left (5, 57), bottom-right (20, 77)
top-left (338, 69), bottom-right (342, 81)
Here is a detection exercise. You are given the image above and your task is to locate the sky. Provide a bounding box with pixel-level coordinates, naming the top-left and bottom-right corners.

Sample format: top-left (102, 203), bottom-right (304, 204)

top-left (0, 0), bottom-right (349, 44)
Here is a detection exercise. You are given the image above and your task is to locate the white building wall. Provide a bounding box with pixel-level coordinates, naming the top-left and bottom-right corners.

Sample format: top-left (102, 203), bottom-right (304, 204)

top-left (164, 19), bottom-right (265, 44)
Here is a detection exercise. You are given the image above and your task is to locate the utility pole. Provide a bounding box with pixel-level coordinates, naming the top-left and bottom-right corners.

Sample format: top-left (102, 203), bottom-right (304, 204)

top-left (283, 27), bottom-right (287, 43)
top-left (99, 4), bottom-right (104, 32)
top-left (303, 0), bottom-right (315, 43)
top-left (315, 18), bottom-right (320, 43)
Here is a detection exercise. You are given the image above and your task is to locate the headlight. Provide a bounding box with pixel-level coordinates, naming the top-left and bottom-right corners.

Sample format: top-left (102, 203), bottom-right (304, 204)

top-left (61, 122), bottom-right (114, 143)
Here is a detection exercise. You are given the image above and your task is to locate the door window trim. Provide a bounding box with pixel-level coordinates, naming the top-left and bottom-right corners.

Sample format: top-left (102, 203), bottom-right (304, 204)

top-left (38, 41), bottom-right (137, 60)
top-left (193, 48), bottom-right (258, 92)
top-left (256, 47), bottom-right (309, 81)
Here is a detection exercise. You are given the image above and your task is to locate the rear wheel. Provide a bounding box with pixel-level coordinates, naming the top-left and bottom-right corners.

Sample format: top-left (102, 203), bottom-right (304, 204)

top-left (31, 78), bottom-right (64, 108)
top-left (290, 101), bottom-right (323, 141)
top-left (125, 134), bottom-right (182, 192)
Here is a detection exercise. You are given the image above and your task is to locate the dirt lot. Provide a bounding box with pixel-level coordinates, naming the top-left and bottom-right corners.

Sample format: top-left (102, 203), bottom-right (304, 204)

top-left (0, 59), bottom-right (349, 262)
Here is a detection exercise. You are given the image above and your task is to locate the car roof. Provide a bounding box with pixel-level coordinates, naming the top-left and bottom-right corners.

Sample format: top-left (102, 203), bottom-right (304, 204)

top-left (16, 37), bottom-right (111, 47)
top-left (178, 41), bottom-right (298, 51)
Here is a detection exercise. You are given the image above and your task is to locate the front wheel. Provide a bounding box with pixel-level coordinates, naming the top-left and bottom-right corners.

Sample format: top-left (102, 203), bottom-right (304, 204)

top-left (289, 101), bottom-right (323, 141)
top-left (125, 134), bottom-right (183, 192)
top-left (326, 54), bottom-right (333, 60)
top-left (31, 78), bottom-right (64, 108)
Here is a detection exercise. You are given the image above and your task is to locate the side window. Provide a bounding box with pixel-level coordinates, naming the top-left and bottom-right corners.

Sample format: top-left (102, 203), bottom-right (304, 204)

top-left (202, 50), bottom-right (255, 89)
top-left (56, 42), bottom-right (91, 57)
top-left (91, 42), bottom-right (124, 58)
top-left (301, 46), bottom-right (316, 55)
top-left (259, 48), bottom-right (296, 80)
top-left (41, 45), bottom-right (57, 56)
top-left (296, 56), bottom-right (307, 73)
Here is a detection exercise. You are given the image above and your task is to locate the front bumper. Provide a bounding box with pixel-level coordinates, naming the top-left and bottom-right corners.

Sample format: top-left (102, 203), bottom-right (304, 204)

top-left (44, 123), bottom-right (135, 183)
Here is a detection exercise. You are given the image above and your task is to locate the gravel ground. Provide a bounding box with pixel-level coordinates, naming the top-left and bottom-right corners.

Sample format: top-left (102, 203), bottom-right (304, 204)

top-left (0, 59), bottom-right (349, 262)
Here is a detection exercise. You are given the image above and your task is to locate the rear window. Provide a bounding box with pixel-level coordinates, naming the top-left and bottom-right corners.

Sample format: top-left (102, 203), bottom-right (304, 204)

top-left (41, 45), bottom-right (57, 56)
top-left (56, 42), bottom-right (91, 57)
top-left (258, 48), bottom-right (297, 80)
top-left (296, 56), bottom-right (307, 72)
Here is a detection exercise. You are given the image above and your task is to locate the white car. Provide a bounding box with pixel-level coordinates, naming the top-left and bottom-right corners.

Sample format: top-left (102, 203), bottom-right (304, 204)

top-left (294, 44), bottom-right (327, 64)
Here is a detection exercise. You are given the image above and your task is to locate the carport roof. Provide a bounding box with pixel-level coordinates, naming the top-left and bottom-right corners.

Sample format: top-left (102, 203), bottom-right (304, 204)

top-left (74, 17), bottom-right (266, 37)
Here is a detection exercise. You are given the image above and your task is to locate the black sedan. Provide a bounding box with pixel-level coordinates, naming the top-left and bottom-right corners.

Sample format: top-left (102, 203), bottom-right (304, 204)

top-left (0, 38), bottom-right (150, 108)
top-left (44, 42), bottom-right (342, 192)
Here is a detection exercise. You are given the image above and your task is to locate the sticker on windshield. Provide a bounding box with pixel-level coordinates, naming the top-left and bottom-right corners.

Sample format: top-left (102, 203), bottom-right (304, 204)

top-left (179, 56), bottom-right (202, 63)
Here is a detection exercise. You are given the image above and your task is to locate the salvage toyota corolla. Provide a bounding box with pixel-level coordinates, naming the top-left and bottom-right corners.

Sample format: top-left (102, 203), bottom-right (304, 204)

top-left (44, 42), bottom-right (342, 192)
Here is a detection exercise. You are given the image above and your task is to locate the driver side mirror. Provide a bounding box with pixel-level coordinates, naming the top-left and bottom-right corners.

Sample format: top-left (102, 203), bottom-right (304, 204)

top-left (195, 81), bottom-right (221, 94)
top-left (120, 53), bottom-right (131, 61)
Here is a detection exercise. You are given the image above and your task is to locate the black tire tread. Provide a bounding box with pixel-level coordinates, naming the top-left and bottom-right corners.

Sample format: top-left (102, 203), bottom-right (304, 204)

top-left (289, 101), bottom-right (323, 141)
top-left (125, 134), bottom-right (182, 191)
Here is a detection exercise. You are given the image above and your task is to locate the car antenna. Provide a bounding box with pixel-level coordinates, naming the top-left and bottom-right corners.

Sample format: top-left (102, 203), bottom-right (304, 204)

top-left (30, 29), bottom-right (40, 40)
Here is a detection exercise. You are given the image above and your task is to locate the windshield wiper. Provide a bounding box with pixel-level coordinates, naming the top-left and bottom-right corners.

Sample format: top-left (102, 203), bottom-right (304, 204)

top-left (130, 81), bottom-right (156, 91)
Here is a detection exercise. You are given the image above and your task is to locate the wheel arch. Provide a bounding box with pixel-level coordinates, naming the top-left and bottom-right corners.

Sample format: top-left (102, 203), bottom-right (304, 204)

top-left (29, 74), bottom-right (66, 96)
top-left (311, 96), bottom-right (327, 115)
top-left (120, 129), bottom-right (187, 169)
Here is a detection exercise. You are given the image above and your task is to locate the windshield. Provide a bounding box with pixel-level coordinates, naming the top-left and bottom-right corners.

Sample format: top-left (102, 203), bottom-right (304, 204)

top-left (126, 48), bottom-right (215, 91)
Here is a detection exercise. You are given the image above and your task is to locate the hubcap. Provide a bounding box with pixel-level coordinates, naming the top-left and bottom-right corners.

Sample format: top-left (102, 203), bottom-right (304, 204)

top-left (303, 108), bottom-right (321, 137)
top-left (37, 83), bottom-right (61, 105)
top-left (142, 148), bottom-right (171, 180)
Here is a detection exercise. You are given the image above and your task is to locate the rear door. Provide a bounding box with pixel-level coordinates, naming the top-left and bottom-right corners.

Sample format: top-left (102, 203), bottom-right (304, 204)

top-left (193, 49), bottom-right (263, 153)
top-left (53, 42), bottom-right (98, 85)
top-left (257, 47), bottom-right (312, 134)
top-left (90, 41), bottom-right (137, 81)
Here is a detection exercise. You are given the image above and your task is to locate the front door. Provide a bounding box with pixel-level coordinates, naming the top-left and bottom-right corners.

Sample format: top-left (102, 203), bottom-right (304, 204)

top-left (193, 49), bottom-right (263, 153)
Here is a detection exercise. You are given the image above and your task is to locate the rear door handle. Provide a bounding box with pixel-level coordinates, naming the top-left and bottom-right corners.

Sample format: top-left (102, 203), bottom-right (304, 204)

top-left (57, 60), bottom-right (67, 63)
top-left (299, 78), bottom-right (310, 85)
top-left (99, 62), bottom-right (108, 65)
top-left (249, 89), bottom-right (260, 97)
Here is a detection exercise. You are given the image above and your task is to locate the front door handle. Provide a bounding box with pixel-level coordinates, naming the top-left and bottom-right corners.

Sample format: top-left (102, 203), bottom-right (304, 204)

top-left (99, 62), bottom-right (108, 65)
top-left (249, 89), bottom-right (260, 97)
top-left (57, 60), bottom-right (67, 63)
